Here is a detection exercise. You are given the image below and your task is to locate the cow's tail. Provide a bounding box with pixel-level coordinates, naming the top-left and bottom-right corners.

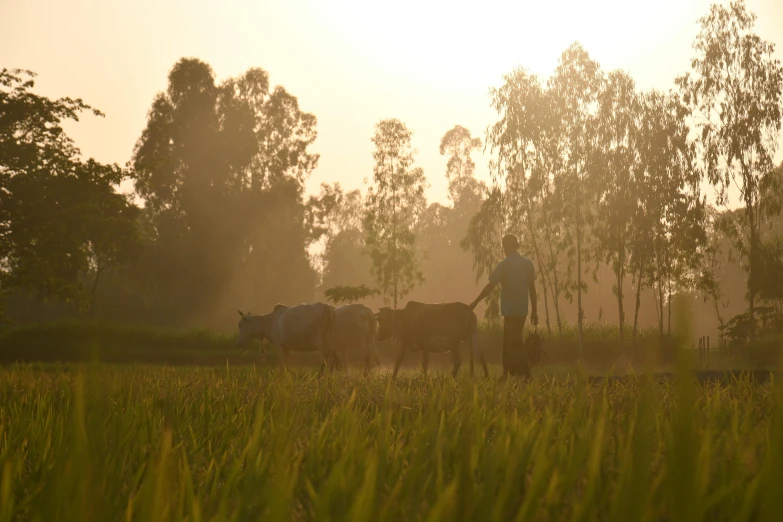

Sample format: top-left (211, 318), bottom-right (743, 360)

top-left (368, 310), bottom-right (381, 367)
top-left (469, 308), bottom-right (481, 362)
top-left (324, 306), bottom-right (340, 369)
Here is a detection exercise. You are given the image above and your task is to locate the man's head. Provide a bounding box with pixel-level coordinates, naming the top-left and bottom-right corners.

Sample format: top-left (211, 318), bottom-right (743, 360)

top-left (502, 233), bottom-right (519, 255)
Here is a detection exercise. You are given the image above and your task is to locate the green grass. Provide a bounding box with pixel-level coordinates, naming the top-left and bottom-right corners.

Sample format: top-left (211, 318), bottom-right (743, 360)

top-left (6, 320), bottom-right (776, 371)
top-left (0, 322), bottom-right (259, 365)
top-left (0, 362), bottom-right (781, 521)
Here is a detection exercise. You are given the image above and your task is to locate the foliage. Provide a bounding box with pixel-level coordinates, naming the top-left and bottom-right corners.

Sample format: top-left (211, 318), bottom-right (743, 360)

top-left (591, 70), bottom-right (641, 346)
top-left (461, 188), bottom-right (504, 321)
top-left (637, 90), bottom-right (706, 336)
top-left (323, 284), bottom-right (379, 305)
top-left (363, 119), bottom-right (426, 308)
top-left (0, 321), bottom-right (248, 364)
top-left (129, 59), bottom-right (319, 326)
top-left (0, 69), bottom-right (142, 308)
top-left (0, 364), bottom-right (781, 520)
top-left (678, 0), bottom-right (783, 321)
top-left (439, 124), bottom-right (483, 205)
top-left (723, 306), bottom-right (783, 354)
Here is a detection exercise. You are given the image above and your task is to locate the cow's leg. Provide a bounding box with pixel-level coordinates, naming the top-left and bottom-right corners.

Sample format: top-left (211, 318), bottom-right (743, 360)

top-left (326, 348), bottom-right (339, 373)
top-left (421, 350), bottom-right (429, 376)
top-left (469, 342), bottom-right (475, 378)
top-left (450, 344), bottom-right (462, 378)
top-left (392, 344), bottom-right (408, 380)
top-left (470, 329), bottom-right (490, 379)
top-left (319, 354), bottom-right (327, 377)
top-left (281, 346), bottom-right (290, 373)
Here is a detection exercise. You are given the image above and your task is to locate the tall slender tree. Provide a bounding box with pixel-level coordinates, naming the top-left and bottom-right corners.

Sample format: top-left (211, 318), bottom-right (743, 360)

top-left (592, 70), bottom-right (642, 347)
top-left (131, 58), bottom-right (319, 325)
top-left (548, 43), bottom-right (603, 355)
top-left (1, 69), bottom-right (141, 310)
top-left (363, 119), bottom-right (426, 308)
top-left (677, 0), bottom-right (783, 333)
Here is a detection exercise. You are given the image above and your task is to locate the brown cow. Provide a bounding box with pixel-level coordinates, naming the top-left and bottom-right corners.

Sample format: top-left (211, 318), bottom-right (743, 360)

top-left (376, 301), bottom-right (489, 379)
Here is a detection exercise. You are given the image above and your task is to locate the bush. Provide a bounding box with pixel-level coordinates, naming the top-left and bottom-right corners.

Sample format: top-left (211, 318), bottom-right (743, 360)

top-left (746, 334), bottom-right (783, 367)
top-left (0, 321), bottom-right (259, 365)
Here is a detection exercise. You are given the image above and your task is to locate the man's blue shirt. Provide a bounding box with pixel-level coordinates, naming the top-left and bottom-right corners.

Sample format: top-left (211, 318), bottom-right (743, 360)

top-left (489, 252), bottom-right (535, 317)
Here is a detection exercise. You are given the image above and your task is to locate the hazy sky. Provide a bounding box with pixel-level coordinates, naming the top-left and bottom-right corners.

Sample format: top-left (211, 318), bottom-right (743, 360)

top-left (2, 0), bottom-right (782, 205)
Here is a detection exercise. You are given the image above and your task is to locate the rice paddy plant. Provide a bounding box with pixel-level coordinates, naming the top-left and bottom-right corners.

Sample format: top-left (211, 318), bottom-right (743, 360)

top-left (0, 362), bottom-right (780, 521)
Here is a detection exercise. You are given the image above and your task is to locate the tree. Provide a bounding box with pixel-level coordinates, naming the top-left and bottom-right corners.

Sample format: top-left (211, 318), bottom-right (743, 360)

top-left (462, 187), bottom-right (504, 321)
top-left (363, 119), bottom-right (426, 308)
top-left (698, 208), bottom-right (730, 341)
top-left (439, 125), bottom-right (482, 205)
top-left (131, 59), bottom-right (320, 325)
top-left (636, 90), bottom-right (706, 337)
top-left (677, 0), bottom-right (783, 334)
top-left (482, 68), bottom-right (563, 336)
top-left (591, 70), bottom-right (641, 347)
top-left (0, 69), bottom-right (141, 311)
top-left (323, 284), bottom-right (379, 305)
top-left (548, 43), bottom-right (603, 353)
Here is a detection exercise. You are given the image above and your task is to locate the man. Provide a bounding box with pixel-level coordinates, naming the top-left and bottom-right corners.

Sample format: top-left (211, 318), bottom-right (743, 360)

top-left (469, 233), bottom-right (538, 378)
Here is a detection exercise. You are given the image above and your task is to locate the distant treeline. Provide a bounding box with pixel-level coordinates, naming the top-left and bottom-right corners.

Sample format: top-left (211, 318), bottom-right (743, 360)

top-left (2, 1), bottom-right (783, 353)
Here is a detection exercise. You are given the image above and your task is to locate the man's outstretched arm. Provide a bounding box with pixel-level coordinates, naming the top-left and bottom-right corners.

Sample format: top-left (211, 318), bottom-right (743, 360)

top-left (529, 279), bottom-right (539, 326)
top-left (469, 280), bottom-right (497, 310)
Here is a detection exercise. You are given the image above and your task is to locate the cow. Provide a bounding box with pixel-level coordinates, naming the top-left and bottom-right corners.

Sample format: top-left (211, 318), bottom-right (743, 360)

top-left (334, 303), bottom-right (381, 376)
top-left (376, 301), bottom-right (489, 379)
top-left (237, 303), bottom-right (339, 374)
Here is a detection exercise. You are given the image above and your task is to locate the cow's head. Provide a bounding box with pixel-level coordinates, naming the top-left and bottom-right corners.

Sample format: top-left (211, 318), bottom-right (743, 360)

top-left (375, 307), bottom-right (400, 342)
top-left (237, 309), bottom-right (263, 346)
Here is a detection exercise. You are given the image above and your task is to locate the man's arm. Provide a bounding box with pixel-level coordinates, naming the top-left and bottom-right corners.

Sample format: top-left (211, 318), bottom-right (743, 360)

top-left (469, 280), bottom-right (497, 310)
top-left (529, 279), bottom-right (538, 326)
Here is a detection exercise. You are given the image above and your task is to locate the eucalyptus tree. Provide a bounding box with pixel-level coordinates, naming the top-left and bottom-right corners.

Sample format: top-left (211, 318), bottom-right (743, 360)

top-left (548, 43), bottom-right (603, 353)
top-left (677, 0), bottom-right (783, 331)
top-left (481, 68), bottom-right (562, 336)
top-left (637, 90), bottom-right (706, 337)
top-left (363, 119), bottom-right (427, 308)
top-left (591, 70), bottom-right (642, 346)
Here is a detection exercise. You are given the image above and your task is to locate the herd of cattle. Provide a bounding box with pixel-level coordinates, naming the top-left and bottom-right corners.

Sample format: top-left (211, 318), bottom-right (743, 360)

top-left (237, 301), bottom-right (489, 378)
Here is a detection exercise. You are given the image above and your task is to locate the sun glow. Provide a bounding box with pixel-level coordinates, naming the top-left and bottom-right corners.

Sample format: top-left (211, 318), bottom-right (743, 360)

top-left (325, 0), bottom-right (681, 87)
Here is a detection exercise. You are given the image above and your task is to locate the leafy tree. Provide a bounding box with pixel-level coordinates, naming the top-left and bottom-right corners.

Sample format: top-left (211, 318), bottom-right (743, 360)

top-left (0, 69), bottom-right (141, 311)
top-left (548, 43), bottom-right (603, 353)
top-left (698, 208), bottom-right (730, 341)
top-left (131, 59), bottom-right (319, 325)
top-left (461, 188), bottom-right (504, 322)
top-left (591, 70), bottom-right (642, 347)
top-left (323, 284), bottom-right (379, 305)
top-left (307, 183), bottom-right (373, 291)
top-left (409, 126), bottom-right (486, 309)
top-left (636, 90), bottom-right (706, 337)
top-left (363, 119), bottom-right (426, 308)
top-left (482, 68), bottom-right (563, 335)
top-left (439, 125), bottom-right (482, 205)
top-left (677, 0), bottom-right (783, 333)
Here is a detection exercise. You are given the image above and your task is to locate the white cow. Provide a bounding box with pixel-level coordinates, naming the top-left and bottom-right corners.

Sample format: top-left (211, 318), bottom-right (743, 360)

top-left (237, 303), bottom-right (338, 374)
top-left (334, 303), bottom-right (380, 375)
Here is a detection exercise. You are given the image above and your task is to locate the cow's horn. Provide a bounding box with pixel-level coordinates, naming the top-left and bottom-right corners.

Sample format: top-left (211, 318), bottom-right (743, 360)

top-left (238, 309), bottom-right (245, 317)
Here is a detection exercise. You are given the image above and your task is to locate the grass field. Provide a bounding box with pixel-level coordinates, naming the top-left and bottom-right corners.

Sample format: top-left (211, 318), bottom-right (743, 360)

top-left (1, 361), bottom-right (781, 521)
top-left (4, 320), bottom-right (779, 370)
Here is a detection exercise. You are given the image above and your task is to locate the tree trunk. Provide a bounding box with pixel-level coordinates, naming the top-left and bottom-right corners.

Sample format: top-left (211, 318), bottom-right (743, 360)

top-left (657, 278), bottom-right (664, 338)
top-left (747, 197), bottom-right (757, 340)
top-left (90, 267), bottom-right (104, 319)
top-left (577, 221), bottom-right (584, 358)
top-left (526, 211), bottom-right (552, 338)
top-left (632, 264), bottom-right (643, 346)
top-left (616, 234), bottom-right (625, 348)
top-left (544, 229), bottom-right (564, 336)
top-left (667, 289), bottom-right (672, 336)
